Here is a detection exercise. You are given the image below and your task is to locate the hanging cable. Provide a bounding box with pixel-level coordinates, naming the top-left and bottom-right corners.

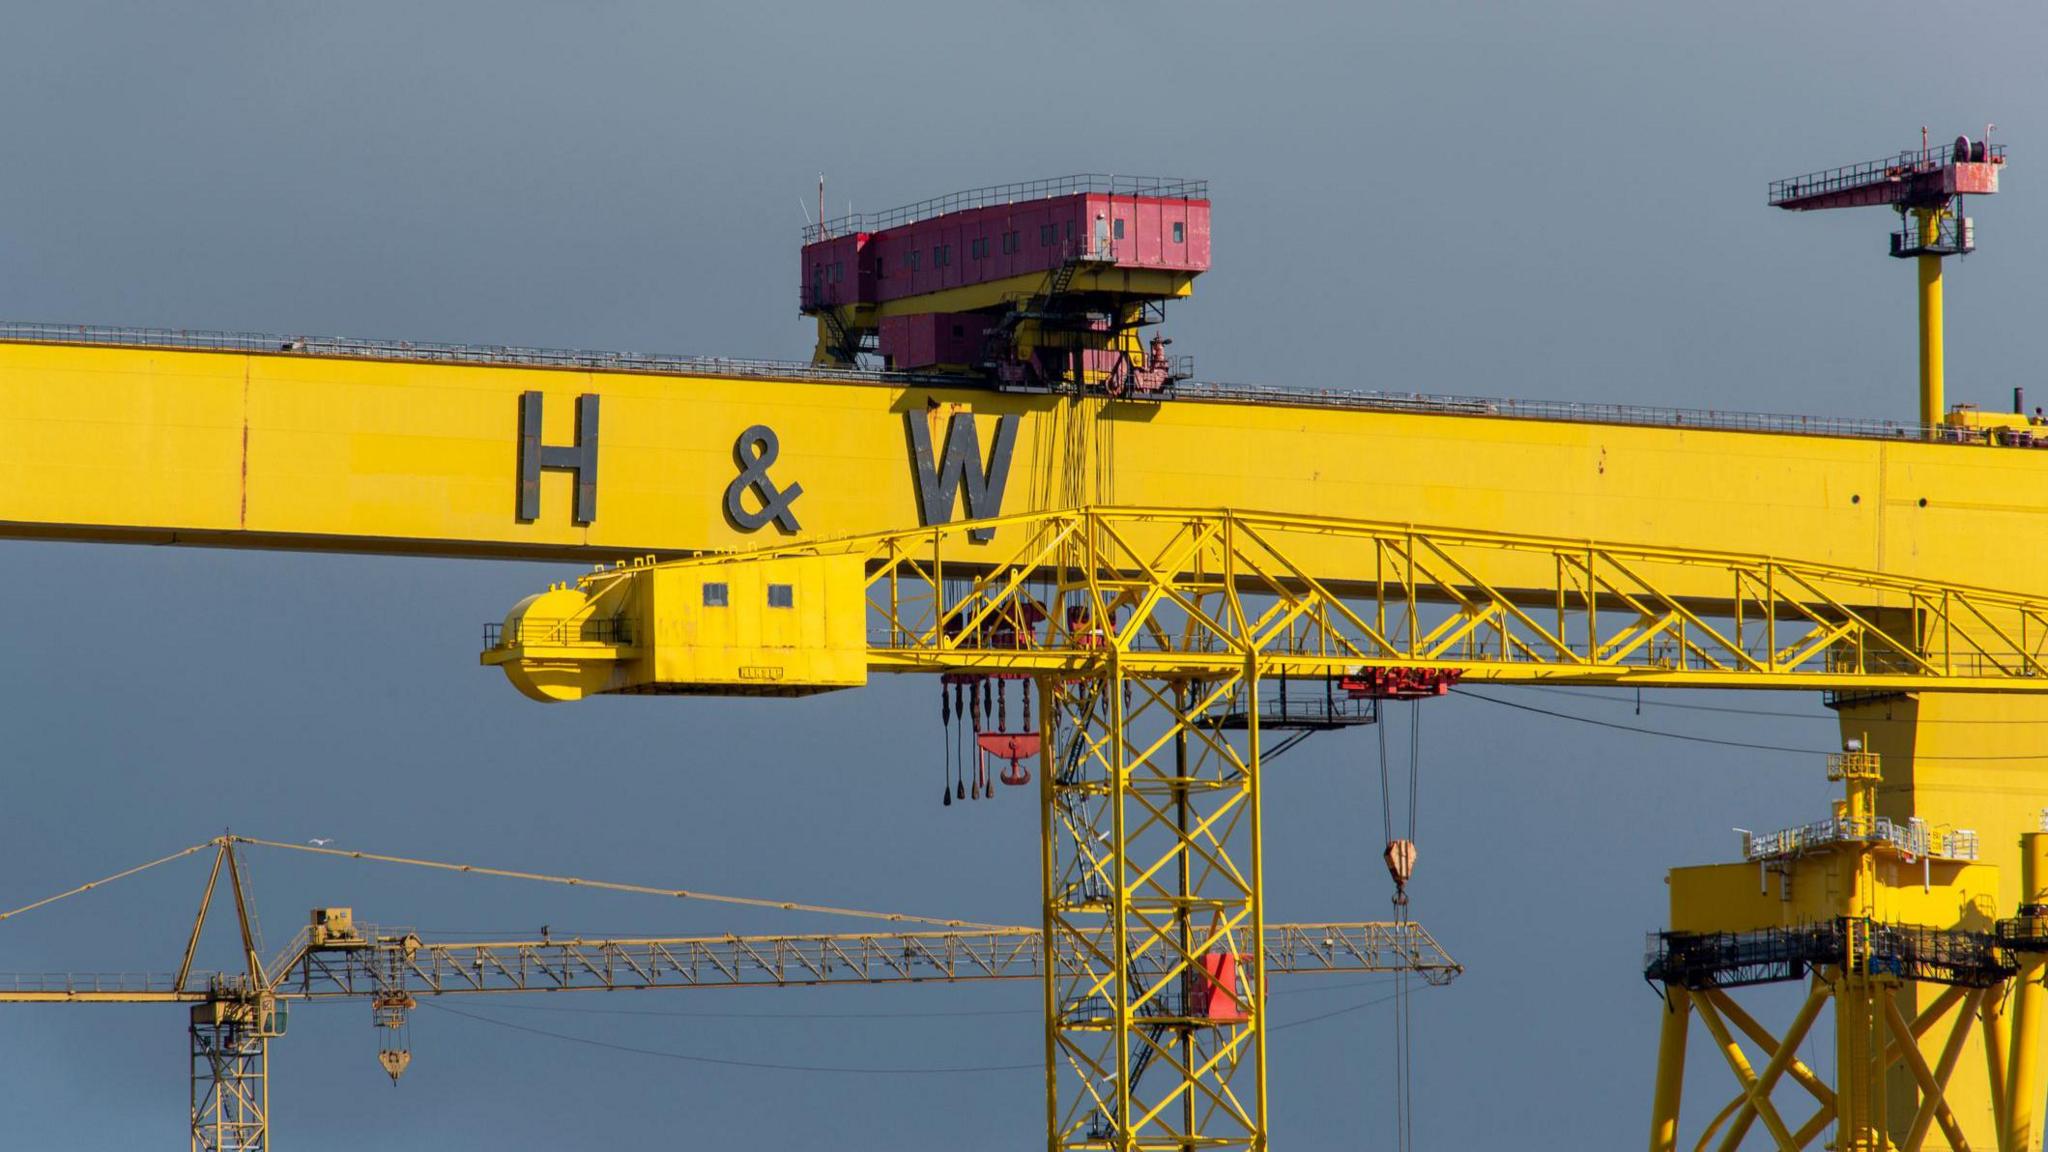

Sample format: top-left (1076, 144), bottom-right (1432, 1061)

top-left (231, 836), bottom-right (1007, 929)
top-left (1373, 705), bottom-right (1417, 1152)
top-left (1399, 700), bottom-right (1421, 1152)
top-left (1455, 688), bottom-right (2048, 759)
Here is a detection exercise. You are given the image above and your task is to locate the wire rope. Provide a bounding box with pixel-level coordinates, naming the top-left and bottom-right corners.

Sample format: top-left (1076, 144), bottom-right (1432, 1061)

top-left (0, 839), bottom-right (216, 923)
top-left (229, 836), bottom-right (1011, 930)
top-left (1453, 690), bottom-right (2048, 760)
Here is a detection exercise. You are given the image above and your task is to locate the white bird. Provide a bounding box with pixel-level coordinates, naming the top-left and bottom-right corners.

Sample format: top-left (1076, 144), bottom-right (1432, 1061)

top-left (308, 838), bottom-right (333, 847)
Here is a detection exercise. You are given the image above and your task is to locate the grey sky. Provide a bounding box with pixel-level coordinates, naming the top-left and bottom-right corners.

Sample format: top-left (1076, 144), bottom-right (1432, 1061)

top-left (0, 2), bottom-right (2039, 1148)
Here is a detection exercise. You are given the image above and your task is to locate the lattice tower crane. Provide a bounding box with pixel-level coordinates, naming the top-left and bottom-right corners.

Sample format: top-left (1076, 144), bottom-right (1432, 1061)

top-left (483, 505), bottom-right (2048, 1151)
top-left (0, 834), bottom-right (1457, 1152)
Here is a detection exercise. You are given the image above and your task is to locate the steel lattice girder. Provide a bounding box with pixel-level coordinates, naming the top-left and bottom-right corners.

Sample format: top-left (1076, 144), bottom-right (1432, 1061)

top-left (1040, 666), bottom-right (1274, 1150)
top-left (488, 507), bottom-right (2048, 699)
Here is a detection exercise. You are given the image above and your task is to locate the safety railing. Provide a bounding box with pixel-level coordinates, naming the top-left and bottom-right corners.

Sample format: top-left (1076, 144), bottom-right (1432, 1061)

top-left (1741, 815), bottom-right (1979, 862)
top-left (1646, 919), bottom-right (2013, 990)
top-left (1769, 142), bottom-right (2005, 205)
top-left (0, 320), bottom-right (968, 389)
top-left (12, 318), bottom-right (2040, 449)
top-left (483, 617), bottom-right (634, 650)
top-left (1178, 381), bottom-right (1946, 444)
top-left (0, 971), bottom-right (192, 995)
top-left (805, 174), bottom-right (1208, 243)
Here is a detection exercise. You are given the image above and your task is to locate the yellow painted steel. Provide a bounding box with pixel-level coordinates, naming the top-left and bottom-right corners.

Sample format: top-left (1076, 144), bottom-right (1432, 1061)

top-left (2010, 834), bottom-right (2048, 1152)
top-left (1919, 207), bottom-right (1946, 431)
top-left (7, 338), bottom-right (2048, 592)
top-left (1648, 990), bottom-right (1691, 1152)
top-left (1651, 750), bottom-right (2048, 1151)
top-left (486, 509), bottom-right (2048, 1151)
top-left (482, 506), bottom-right (2048, 698)
top-left (6, 334), bottom-right (2048, 1144)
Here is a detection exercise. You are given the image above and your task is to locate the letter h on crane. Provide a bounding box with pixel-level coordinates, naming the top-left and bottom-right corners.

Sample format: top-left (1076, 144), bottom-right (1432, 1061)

top-left (516, 392), bottom-right (599, 524)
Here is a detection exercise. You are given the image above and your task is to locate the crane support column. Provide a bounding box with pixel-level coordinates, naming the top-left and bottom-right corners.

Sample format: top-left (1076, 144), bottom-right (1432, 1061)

top-left (2007, 833), bottom-right (2048, 1152)
top-left (190, 1000), bottom-right (272, 1152)
top-left (1917, 206), bottom-right (1945, 431)
top-left (1043, 658), bottom-right (1269, 1151)
top-left (1647, 988), bottom-right (1690, 1152)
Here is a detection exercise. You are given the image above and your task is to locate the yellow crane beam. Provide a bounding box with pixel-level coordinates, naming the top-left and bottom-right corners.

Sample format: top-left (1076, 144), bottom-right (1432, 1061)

top-left (2, 331), bottom-right (2045, 599)
top-left (482, 505), bottom-right (2048, 700)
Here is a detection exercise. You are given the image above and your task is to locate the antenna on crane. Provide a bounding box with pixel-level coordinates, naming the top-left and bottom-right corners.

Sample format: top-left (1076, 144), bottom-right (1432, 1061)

top-left (1770, 130), bottom-right (2007, 433)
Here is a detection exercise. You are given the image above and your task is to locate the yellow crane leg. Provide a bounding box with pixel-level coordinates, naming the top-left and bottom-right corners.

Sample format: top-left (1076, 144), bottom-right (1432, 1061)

top-left (1840, 689), bottom-right (2048, 1149)
top-left (2008, 833), bottom-right (2048, 1152)
top-left (1648, 988), bottom-right (1691, 1152)
top-left (1917, 207), bottom-right (1945, 432)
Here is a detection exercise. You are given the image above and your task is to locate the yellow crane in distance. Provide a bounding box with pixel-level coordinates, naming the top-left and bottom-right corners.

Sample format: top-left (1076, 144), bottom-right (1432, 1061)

top-left (0, 834), bottom-right (1458, 1152)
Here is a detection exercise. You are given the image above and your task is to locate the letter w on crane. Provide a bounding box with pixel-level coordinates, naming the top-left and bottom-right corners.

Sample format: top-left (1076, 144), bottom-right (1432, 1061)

top-left (906, 410), bottom-right (1019, 543)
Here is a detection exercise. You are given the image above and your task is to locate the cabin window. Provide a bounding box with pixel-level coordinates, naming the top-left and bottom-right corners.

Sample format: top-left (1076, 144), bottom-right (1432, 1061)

top-left (1113, 218), bottom-right (1126, 240)
top-left (1172, 222), bottom-right (1185, 244)
top-left (767, 584), bottom-right (795, 609)
top-left (1002, 231), bottom-right (1019, 254)
top-left (702, 582), bottom-right (729, 607)
top-left (934, 244), bottom-right (951, 267)
top-left (1039, 225), bottom-right (1054, 246)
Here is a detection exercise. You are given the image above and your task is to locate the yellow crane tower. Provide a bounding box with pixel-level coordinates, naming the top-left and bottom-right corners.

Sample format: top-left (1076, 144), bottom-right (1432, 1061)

top-left (480, 503), bottom-right (2048, 1150)
top-left (0, 144), bottom-right (2039, 1148)
top-left (0, 835), bottom-right (1457, 1151)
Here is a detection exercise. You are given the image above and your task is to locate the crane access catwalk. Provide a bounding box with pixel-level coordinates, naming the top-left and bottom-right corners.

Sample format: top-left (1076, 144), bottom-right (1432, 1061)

top-left (1770, 138), bottom-right (2004, 211)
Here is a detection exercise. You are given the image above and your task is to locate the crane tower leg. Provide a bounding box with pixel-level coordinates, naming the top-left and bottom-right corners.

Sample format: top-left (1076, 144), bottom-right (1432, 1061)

top-left (1647, 988), bottom-right (1690, 1152)
top-left (1042, 659), bottom-right (1268, 1150)
top-left (2007, 834), bottom-right (2048, 1152)
top-left (190, 1003), bottom-right (270, 1152)
top-left (1836, 690), bottom-right (2048, 1148)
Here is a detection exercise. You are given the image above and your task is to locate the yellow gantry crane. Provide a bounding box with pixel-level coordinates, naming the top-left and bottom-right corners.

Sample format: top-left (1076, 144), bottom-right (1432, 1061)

top-left (0, 141), bottom-right (2039, 1148)
top-left (481, 503), bottom-right (2048, 1151)
top-left (0, 835), bottom-right (1457, 1152)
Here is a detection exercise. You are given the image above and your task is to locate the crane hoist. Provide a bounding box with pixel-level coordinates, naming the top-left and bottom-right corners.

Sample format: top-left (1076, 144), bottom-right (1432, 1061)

top-left (0, 835), bottom-right (1457, 1152)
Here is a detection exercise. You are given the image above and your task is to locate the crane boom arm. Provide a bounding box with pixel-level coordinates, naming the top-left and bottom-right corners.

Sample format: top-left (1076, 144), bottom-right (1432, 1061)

top-left (279, 921), bottom-right (1454, 998)
top-left (484, 506), bottom-right (2048, 701)
top-left (0, 922), bottom-right (1457, 1004)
